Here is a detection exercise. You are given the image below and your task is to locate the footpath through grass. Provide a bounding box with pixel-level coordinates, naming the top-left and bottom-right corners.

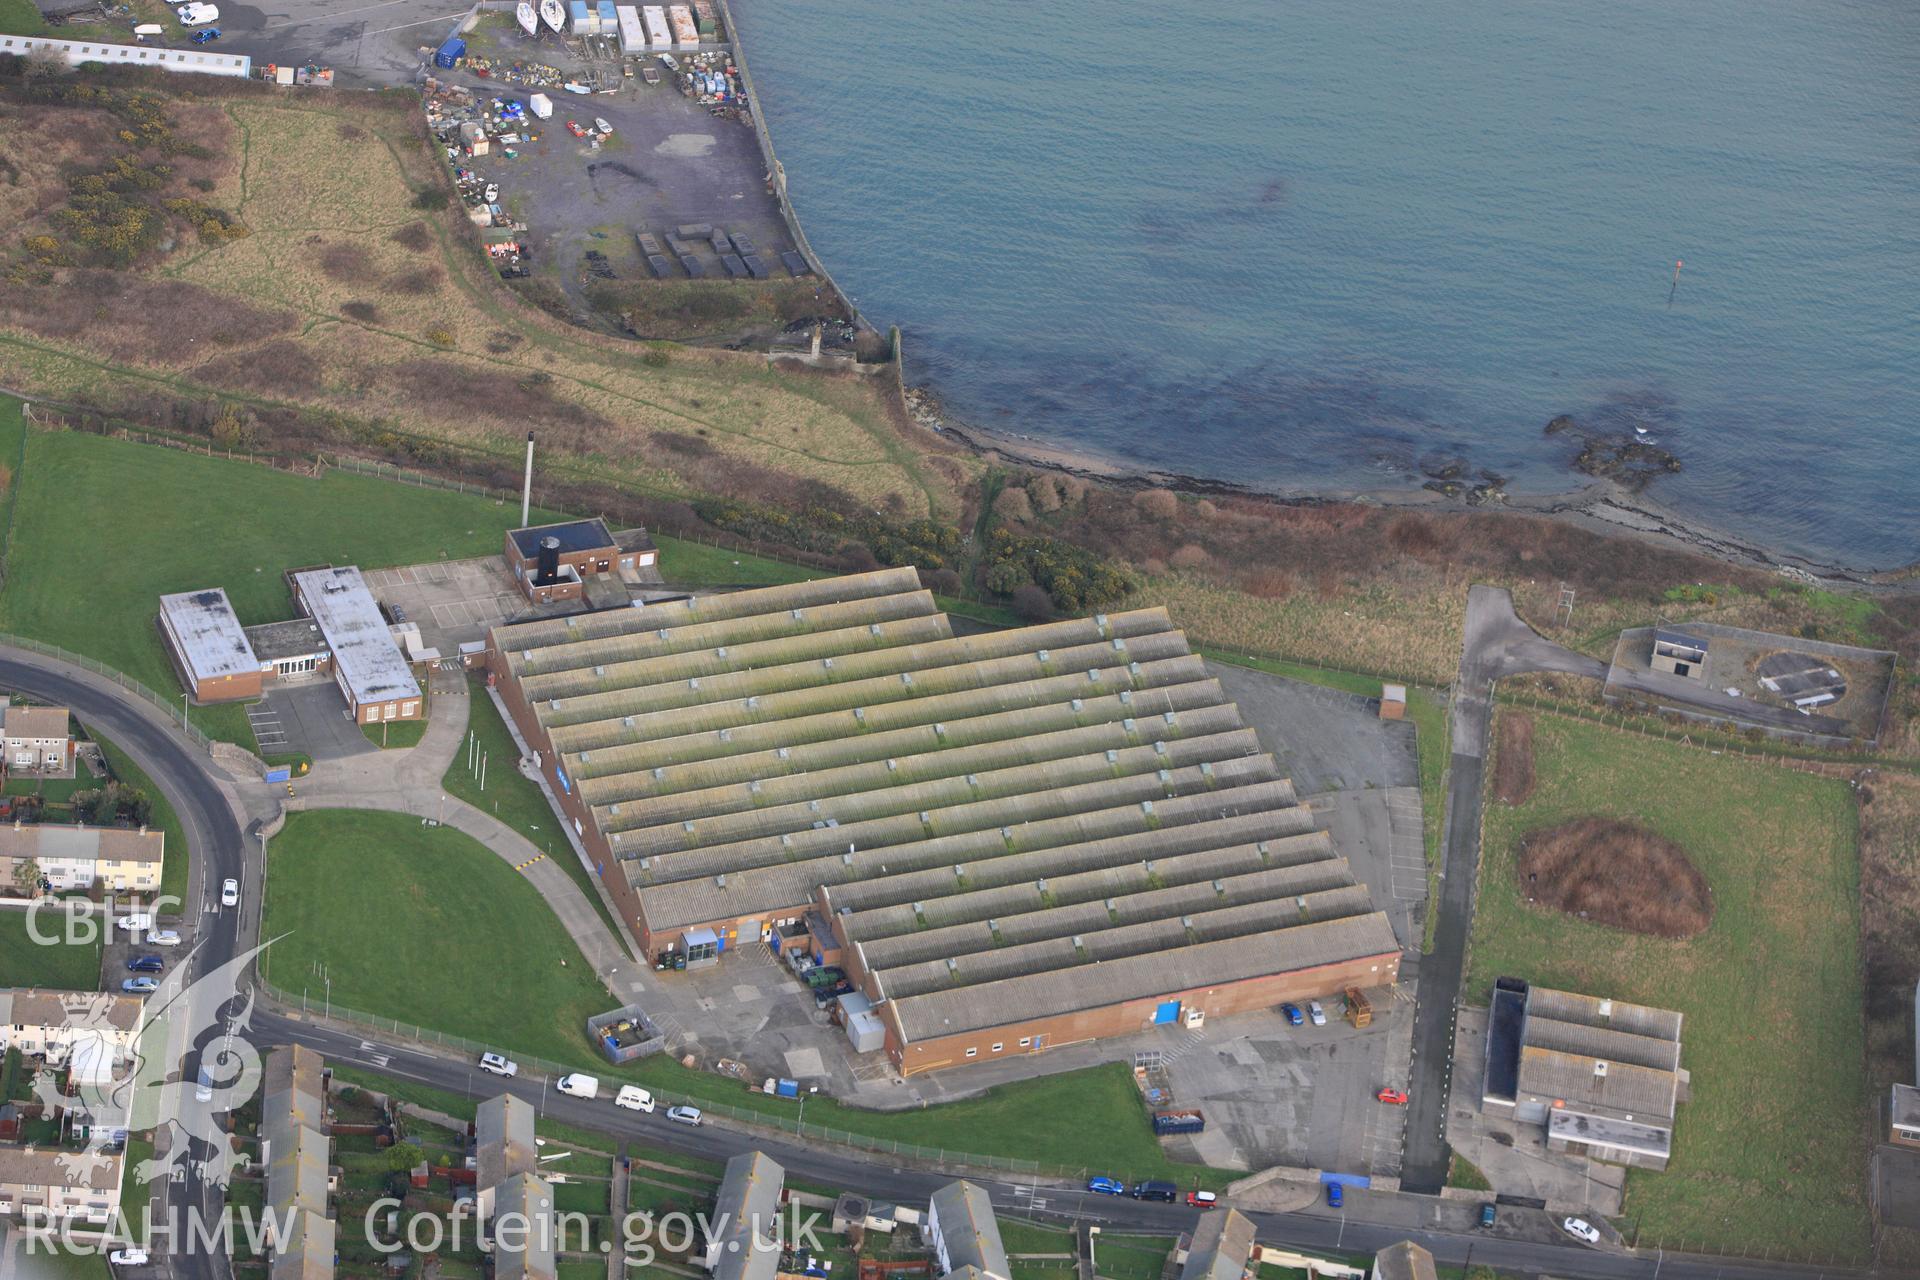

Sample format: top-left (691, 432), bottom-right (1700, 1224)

top-left (1469, 710), bottom-right (1868, 1259)
top-left (259, 808), bottom-right (1200, 1180)
top-left (442, 675), bottom-right (626, 947)
top-left (0, 417), bottom-right (564, 745)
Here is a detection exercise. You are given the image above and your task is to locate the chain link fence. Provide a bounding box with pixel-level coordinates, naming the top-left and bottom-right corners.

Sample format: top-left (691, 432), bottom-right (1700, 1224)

top-left (254, 976), bottom-right (1077, 1179)
top-left (0, 631), bottom-right (212, 750)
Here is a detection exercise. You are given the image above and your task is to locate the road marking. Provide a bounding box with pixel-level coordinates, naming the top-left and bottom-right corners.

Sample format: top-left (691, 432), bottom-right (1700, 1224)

top-left (516, 853), bottom-right (546, 871)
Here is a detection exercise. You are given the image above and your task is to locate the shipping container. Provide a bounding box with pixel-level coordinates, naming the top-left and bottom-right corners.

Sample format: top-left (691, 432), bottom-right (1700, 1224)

top-left (433, 35), bottom-right (465, 67)
top-left (568, 0), bottom-right (593, 33)
top-left (642, 4), bottom-right (669, 48)
top-left (595, 1), bottom-right (617, 35)
top-left (528, 92), bottom-right (553, 119)
top-left (667, 3), bottom-right (698, 48)
top-left (615, 3), bottom-right (645, 52)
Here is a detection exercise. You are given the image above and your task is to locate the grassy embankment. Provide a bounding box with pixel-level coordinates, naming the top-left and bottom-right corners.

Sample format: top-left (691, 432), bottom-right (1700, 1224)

top-left (1468, 710), bottom-right (1869, 1259)
top-left (260, 809), bottom-right (1215, 1182)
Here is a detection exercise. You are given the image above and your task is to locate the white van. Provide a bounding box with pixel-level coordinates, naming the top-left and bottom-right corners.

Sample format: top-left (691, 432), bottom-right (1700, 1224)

top-left (116, 914), bottom-right (154, 933)
top-left (614, 1085), bottom-right (654, 1112)
top-left (176, 2), bottom-right (218, 24)
top-left (555, 1073), bottom-right (600, 1099)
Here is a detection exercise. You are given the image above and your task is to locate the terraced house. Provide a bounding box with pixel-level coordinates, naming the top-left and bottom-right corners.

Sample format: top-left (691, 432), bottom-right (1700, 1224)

top-left (487, 569), bottom-right (1400, 1074)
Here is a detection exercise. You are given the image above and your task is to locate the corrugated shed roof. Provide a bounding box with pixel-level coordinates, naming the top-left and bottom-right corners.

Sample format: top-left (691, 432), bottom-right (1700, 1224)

top-left (888, 912), bottom-right (1399, 1041)
top-left (1516, 1046), bottom-right (1679, 1122)
top-left (1525, 986), bottom-right (1683, 1043)
top-left (1524, 1015), bottom-right (1682, 1073)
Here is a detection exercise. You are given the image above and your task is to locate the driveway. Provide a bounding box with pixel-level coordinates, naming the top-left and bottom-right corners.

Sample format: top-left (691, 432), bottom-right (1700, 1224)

top-left (259, 681), bottom-right (375, 762)
top-left (1400, 587), bottom-right (1607, 1194)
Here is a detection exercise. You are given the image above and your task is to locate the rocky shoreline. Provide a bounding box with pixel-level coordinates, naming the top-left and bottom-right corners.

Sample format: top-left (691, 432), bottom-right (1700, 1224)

top-left (902, 385), bottom-right (1911, 589)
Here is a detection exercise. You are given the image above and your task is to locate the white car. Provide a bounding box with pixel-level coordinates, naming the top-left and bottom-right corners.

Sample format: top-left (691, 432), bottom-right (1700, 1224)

top-left (108, 1248), bottom-right (149, 1267)
top-left (220, 878), bottom-right (239, 907)
top-left (666, 1105), bottom-right (702, 1126)
top-left (176, 3), bottom-right (218, 24)
top-left (614, 1085), bottom-right (655, 1112)
top-left (1308, 1000), bottom-right (1327, 1026)
top-left (1561, 1217), bottom-right (1601, 1244)
top-left (116, 914), bottom-right (154, 933)
top-left (478, 1052), bottom-right (519, 1077)
top-left (148, 929), bottom-right (182, 947)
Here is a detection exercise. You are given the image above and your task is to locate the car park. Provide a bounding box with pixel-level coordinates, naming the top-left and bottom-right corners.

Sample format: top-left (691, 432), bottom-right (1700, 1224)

top-left (478, 1052), bottom-right (518, 1077)
top-left (148, 930), bottom-right (181, 946)
top-left (1308, 1000), bottom-right (1327, 1026)
top-left (1279, 1003), bottom-right (1303, 1026)
top-left (127, 955), bottom-right (163, 974)
top-left (1325, 1182), bottom-right (1343, 1208)
top-left (1375, 1087), bottom-right (1408, 1105)
top-left (1085, 1176), bottom-right (1125, 1196)
top-left (666, 1105), bottom-right (702, 1126)
top-left (221, 878), bottom-right (239, 906)
top-left (1187, 1190), bottom-right (1217, 1208)
top-left (1562, 1217), bottom-right (1601, 1244)
top-left (1479, 1203), bottom-right (1497, 1229)
top-left (121, 977), bottom-right (159, 994)
top-left (614, 1085), bottom-right (655, 1112)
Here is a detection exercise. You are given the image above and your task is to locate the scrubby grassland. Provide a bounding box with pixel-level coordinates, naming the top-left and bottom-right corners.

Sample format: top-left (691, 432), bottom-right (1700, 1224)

top-left (0, 76), bottom-right (971, 526)
top-left (1470, 710), bottom-right (1869, 1259)
top-left (0, 407), bottom-right (566, 743)
top-left (1860, 771), bottom-right (1920, 1268)
top-left (259, 809), bottom-right (1215, 1182)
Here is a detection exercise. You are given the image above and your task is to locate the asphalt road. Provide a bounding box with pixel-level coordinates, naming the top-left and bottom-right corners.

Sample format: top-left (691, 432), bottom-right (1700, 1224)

top-left (0, 647), bottom-right (1856, 1280)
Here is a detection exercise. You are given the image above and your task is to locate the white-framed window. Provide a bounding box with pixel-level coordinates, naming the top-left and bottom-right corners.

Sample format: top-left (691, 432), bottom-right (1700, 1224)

top-left (991, 1043), bottom-right (1003, 1053)
top-left (1018, 1037), bottom-right (1031, 1047)
top-left (964, 1048), bottom-right (977, 1058)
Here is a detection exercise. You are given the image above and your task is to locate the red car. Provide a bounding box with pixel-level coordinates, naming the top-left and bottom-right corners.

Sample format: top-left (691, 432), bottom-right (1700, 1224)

top-left (1186, 1191), bottom-right (1218, 1209)
top-left (1376, 1087), bottom-right (1408, 1105)
top-left (565, 120), bottom-right (586, 138)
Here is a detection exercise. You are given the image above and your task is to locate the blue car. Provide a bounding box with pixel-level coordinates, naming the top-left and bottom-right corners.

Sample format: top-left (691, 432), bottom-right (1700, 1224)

top-left (190, 27), bottom-right (219, 42)
top-left (1280, 1003), bottom-right (1304, 1027)
top-left (1325, 1182), bottom-right (1343, 1209)
top-left (1085, 1176), bottom-right (1126, 1196)
top-left (126, 955), bottom-right (163, 973)
top-left (121, 977), bottom-right (159, 994)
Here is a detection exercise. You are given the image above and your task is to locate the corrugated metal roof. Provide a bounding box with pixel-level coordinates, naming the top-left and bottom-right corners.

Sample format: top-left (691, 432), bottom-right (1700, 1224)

top-left (888, 913), bottom-right (1399, 1041)
top-left (1516, 1045), bottom-right (1679, 1122)
top-left (1524, 986), bottom-right (1683, 1042)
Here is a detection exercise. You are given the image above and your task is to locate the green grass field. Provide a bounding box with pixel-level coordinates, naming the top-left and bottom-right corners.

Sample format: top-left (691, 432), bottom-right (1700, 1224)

top-left (261, 809), bottom-right (1207, 1180)
top-left (0, 409), bottom-right (564, 745)
top-left (652, 535), bottom-right (828, 589)
top-left (0, 907), bottom-right (102, 988)
top-left (0, 0), bottom-right (48, 34)
top-left (1469, 710), bottom-right (1869, 1259)
top-left (442, 675), bottom-right (624, 946)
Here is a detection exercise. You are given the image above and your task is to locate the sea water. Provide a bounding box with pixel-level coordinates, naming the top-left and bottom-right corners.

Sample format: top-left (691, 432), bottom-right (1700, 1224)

top-left (730, 0), bottom-right (1920, 569)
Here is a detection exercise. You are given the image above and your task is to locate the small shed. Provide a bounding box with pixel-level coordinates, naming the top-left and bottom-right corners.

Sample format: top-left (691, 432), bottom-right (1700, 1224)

top-left (1379, 683), bottom-right (1407, 721)
top-left (1651, 628), bottom-right (1709, 680)
top-left (459, 121), bottom-right (489, 155)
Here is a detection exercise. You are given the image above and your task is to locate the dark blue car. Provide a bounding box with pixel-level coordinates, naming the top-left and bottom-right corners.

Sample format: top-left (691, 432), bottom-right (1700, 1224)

top-left (190, 27), bottom-right (220, 42)
top-left (1280, 1003), bottom-right (1304, 1026)
top-left (1325, 1182), bottom-right (1343, 1209)
top-left (126, 955), bottom-right (163, 973)
top-left (1085, 1176), bottom-right (1125, 1196)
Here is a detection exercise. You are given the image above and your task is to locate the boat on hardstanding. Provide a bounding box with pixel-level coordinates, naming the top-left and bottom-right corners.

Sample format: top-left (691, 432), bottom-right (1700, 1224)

top-left (515, 1), bottom-right (538, 35)
top-left (539, 0), bottom-right (565, 32)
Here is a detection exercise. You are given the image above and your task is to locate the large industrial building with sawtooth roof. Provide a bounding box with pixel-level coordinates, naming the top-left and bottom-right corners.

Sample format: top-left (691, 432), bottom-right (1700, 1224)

top-left (486, 567), bottom-right (1400, 1074)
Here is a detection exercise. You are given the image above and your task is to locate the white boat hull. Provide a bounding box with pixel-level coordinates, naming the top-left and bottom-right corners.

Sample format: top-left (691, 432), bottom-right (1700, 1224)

top-left (539, 0), bottom-right (565, 32)
top-left (515, 1), bottom-right (538, 34)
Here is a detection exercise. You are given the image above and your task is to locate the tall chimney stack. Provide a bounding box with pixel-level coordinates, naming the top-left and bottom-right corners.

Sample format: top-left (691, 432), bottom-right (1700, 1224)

top-left (520, 431), bottom-right (534, 526)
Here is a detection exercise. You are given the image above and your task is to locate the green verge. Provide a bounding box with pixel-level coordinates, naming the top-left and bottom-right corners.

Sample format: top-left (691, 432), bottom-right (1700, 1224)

top-left (0, 0), bottom-right (48, 35)
top-left (264, 809), bottom-right (1220, 1181)
top-left (0, 908), bottom-right (102, 988)
top-left (441, 675), bottom-right (626, 947)
top-left (91, 728), bottom-right (190, 905)
top-left (1469, 710), bottom-right (1868, 1259)
top-left (0, 415), bottom-right (564, 746)
top-left (652, 534), bottom-right (829, 589)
